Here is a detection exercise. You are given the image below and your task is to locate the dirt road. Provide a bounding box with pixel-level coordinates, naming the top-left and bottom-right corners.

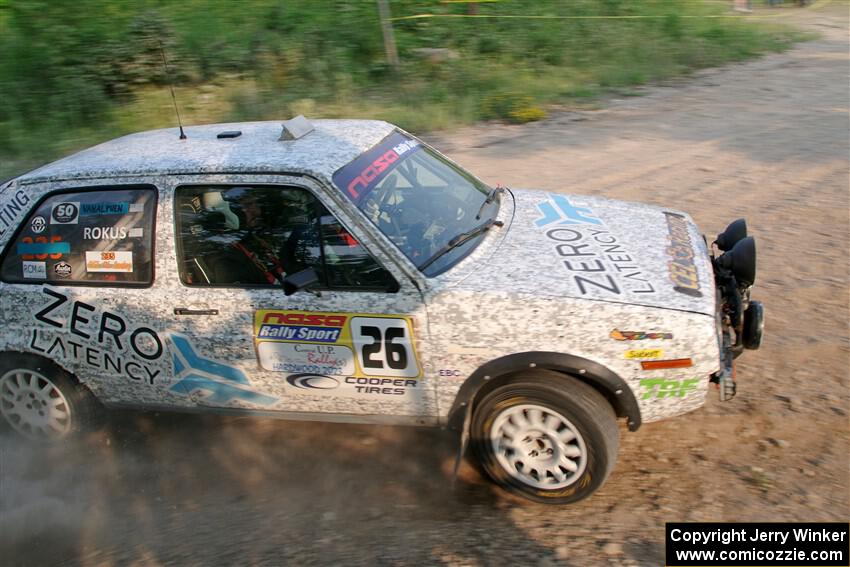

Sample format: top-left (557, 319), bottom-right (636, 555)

top-left (2, 4), bottom-right (848, 566)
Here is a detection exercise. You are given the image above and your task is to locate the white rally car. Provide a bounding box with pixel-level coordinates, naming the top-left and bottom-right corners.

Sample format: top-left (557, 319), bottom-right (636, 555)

top-left (0, 117), bottom-right (763, 503)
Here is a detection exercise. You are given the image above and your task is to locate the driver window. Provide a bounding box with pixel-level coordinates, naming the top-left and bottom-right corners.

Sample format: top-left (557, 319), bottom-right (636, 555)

top-left (175, 185), bottom-right (397, 292)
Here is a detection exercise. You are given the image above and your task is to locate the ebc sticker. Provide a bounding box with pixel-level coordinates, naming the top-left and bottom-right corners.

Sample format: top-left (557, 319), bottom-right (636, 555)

top-left (332, 131), bottom-right (422, 204)
top-left (254, 310), bottom-right (421, 379)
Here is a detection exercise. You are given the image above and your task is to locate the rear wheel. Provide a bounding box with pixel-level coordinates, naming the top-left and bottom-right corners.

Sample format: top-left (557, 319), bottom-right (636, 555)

top-left (471, 371), bottom-right (619, 504)
top-left (0, 354), bottom-right (99, 441)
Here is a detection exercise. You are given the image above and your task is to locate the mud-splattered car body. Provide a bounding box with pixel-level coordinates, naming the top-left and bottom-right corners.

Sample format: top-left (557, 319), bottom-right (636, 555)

top-left (0, 118), bottom-right (763, 502)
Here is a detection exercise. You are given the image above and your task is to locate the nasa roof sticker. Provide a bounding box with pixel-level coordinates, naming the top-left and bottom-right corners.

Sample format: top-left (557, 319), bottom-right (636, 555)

top-left (332, 130), bottom-right (422, 205)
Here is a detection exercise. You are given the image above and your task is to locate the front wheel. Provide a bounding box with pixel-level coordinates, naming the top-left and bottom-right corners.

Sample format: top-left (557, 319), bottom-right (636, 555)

top-left (470, 371), bottom-right (619, 504)
top-left (0, 354), bottom-right (100, 441)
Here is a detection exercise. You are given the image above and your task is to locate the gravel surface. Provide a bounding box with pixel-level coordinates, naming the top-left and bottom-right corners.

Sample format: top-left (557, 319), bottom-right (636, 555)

top-left (1, 4), bottom-right (848, 566)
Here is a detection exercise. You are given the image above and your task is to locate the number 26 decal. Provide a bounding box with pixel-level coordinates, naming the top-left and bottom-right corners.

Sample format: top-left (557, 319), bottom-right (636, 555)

top-left (351, 317), bottom-right (419, 378)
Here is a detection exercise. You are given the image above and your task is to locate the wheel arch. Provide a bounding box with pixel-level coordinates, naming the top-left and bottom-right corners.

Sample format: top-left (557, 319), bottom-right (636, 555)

top-left (446, 351), bottom-right (641, 432)
top-left (0, 350), bottom-right (85, 387)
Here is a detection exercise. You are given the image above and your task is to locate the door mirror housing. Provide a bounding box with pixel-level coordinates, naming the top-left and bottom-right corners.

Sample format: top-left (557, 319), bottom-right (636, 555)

top-left (282, 267), bottom-right (320, 296)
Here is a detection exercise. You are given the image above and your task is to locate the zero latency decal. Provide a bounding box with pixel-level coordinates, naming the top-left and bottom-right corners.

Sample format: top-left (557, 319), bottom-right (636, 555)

top-left (254, 310), bottom-right (421, 379)
top-left (534, 194), bottom-right (655, 297)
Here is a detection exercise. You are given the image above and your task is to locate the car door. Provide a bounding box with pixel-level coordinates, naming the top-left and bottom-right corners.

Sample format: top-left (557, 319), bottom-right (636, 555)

top-left (162, 174), bottom-right (435, 423)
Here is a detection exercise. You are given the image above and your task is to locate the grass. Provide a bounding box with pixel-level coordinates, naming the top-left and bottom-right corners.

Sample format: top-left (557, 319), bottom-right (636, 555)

top-left (0, 0), bottom-right (812, 181)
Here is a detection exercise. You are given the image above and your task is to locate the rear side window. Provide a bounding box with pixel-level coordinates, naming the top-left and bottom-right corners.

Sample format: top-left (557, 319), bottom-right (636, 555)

top-left (0, 187), bottom-right (156, 285)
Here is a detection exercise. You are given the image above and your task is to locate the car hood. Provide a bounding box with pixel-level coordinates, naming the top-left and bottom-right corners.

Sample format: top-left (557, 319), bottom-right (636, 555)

top-left (454, 188), bottom-right (716, 315)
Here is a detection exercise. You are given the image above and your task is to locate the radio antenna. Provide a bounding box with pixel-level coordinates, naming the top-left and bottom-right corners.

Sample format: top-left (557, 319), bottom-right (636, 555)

top-left (158, 40), bottom-right (187, 140)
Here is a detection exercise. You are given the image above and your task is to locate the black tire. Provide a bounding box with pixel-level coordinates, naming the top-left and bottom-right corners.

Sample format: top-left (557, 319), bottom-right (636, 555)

top-left (470, 370), bottom-right (619, 504)
top-left (0, 353), bottom-right (101, 441)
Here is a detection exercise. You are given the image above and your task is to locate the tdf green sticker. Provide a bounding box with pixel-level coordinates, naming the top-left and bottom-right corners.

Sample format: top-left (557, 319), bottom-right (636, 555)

top-left (640, 378), bottom-right (698, 399)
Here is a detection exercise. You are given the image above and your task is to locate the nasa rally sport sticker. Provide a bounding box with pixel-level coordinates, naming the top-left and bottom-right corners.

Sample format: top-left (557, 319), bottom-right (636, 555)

top-left (254, 310), bottom-right (422, 379)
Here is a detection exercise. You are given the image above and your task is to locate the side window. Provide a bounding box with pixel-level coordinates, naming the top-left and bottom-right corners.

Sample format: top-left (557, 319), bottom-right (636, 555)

top-left (175, 185), bottom-right (397, 291)
top-left (0, 187), bottom-right (156, 285)
top-left (319, 213), bottom-right (399, 291)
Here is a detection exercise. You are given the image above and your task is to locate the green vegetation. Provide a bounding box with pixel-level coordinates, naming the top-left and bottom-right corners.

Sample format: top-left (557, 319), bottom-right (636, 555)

top-left (0, 0), bottom-right (809, 180)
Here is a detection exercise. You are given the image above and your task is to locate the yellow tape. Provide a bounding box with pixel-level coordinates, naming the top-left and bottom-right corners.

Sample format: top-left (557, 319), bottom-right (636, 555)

top-left (390, 0), bottom-right (832, 21)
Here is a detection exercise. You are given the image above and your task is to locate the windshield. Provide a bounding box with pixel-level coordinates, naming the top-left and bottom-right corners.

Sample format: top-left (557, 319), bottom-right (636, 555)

top-left (333, 131), bottom-right (498, 276)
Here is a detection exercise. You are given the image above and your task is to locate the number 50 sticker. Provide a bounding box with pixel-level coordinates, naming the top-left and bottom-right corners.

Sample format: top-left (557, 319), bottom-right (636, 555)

top-left (351, 317), bottom-right (420, 378)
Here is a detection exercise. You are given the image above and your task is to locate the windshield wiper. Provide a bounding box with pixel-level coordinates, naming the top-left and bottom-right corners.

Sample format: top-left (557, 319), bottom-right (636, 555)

top-left (417, 218), bottom-right (504, 273)
top-left (475, 185), bottom-right (507, 220)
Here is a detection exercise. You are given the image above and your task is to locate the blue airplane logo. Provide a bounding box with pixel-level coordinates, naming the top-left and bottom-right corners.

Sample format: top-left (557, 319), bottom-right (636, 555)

top-left (535, 195), bottom-right (602, 227)
top-left (169, 333), bottom-right (276, 405)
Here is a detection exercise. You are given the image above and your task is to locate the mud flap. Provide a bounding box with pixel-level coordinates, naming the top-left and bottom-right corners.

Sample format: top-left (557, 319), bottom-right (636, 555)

top-left (451, 402), bottom-right (473, 487)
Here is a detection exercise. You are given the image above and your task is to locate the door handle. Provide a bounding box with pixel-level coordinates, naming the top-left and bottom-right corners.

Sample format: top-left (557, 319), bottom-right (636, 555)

top-left (174, 308), bottom-right (219, 316)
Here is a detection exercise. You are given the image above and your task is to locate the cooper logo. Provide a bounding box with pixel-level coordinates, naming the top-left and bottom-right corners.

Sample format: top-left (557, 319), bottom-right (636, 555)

top-left (261, 312), bottom-right (347, 327)
top-left (286, 374), bottom-right (340, 390)
top-left (347, 150), bottom-right (400, 199)
top-left (30, 216), bottom-right (46, 234)
top-left (54, 261), bottom-right (72, 278)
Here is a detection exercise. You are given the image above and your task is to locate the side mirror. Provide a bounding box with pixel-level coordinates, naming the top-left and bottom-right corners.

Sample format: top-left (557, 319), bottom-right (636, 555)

top-left (282, 267), bottom-right (320, 296)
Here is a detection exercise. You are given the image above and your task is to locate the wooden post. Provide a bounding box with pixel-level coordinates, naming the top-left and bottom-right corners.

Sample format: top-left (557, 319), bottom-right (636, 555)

top-left (376, 0), bottom-right (400, 69)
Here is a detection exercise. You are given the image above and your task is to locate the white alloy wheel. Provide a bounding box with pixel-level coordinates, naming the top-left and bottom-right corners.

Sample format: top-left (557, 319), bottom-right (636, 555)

top-left (0, 368), bottom-right (72, 439)
top-left (490, 403), bottom-right (588, 490)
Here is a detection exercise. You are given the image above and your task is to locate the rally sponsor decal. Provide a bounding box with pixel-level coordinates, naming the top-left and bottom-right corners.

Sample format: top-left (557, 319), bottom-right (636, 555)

top-left (625, 349), bottom-right (664, 360)
top-left (30, 287), bottom-right (166, 385)
top-left (30, 216), bottom-right (46, 234)
top-left (85, 250), bottom-right (133, 273)
top-left (50, 201), bottom-right (143, 226)
top-left (83, 226), bottom-right (142, 240)
top-left (257, 342), bottom-right (355, 376)
top-left (28, 287), bottom-right (275, 406)
top-left (286, 374), bottom-right (341, 391)
top-left (169, 334), bottom-right (275, 405)
top-left (53, 261), bottom-right (72, 278)
top-left (22, 261), bottom-right (46, 279)
top-left (254, 310), bottom-right (422, 380)
top-left (51, 202), bottom-right (79, 224)
top-left (610, 329), bottom-right (673, 341)
top-left (80, 202), bottom-right (143, 216)
top-left (332, 131), bottom-right (422, 204)
top-left (640, 377), bottom-right (698, 399)
top-left (663, 212), bottom-right (702, 297)
top-left (0, 189), bottom-right (31, 238)
top-left (534, 195), bottom-right (656, 297)
top-left (285, 373), bottom-right (421, 398)
top-left (18, 236), bottom-right (69, 260)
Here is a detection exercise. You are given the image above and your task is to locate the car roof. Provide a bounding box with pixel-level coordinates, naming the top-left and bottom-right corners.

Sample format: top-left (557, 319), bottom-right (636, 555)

top-left (15, 119), bottom-right (395, 186)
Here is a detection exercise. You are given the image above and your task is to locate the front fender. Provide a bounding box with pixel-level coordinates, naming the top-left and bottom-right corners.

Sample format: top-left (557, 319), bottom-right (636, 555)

top-left (446, 351), bottom-right (641, 432)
